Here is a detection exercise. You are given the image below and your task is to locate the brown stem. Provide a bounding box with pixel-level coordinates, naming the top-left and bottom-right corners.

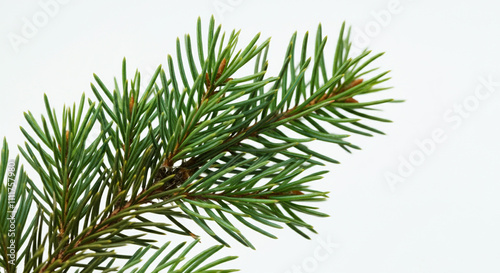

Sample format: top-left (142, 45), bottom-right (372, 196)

top-left (38, 186), bottom-right (156, 273)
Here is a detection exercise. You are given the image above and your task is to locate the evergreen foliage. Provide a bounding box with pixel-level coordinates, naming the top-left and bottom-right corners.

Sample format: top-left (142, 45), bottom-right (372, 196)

top-left (0, 17), bottom-right (397, 272)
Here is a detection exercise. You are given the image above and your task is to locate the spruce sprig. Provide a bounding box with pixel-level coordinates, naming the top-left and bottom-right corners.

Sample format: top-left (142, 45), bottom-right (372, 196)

top-left (0, 16), bottom-right (397, 272)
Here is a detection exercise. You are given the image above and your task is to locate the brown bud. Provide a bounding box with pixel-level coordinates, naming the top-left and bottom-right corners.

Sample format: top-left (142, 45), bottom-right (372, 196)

top-left (346, 78), bottom-right (363, 89)
top-left (65, 130), bottom-right (69, 142)
top-left (290, 190), bottom-right (304, 195)
top-left (205, 73), bottom-right (211, 89)
top-left (216, 58), bottom-right (227, 81)
top-left (129, 96), bottom-right (134, 113)
top-left (345, 97), bottom-right (358, 103)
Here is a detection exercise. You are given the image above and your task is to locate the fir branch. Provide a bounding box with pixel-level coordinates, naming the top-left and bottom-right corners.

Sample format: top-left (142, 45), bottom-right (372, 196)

top-left (1, 16), bottom-right (398, 273)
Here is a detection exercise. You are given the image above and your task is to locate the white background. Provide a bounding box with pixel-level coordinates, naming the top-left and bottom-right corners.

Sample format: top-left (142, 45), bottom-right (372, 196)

top-left (1, 0), bottom-right (500, 272)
